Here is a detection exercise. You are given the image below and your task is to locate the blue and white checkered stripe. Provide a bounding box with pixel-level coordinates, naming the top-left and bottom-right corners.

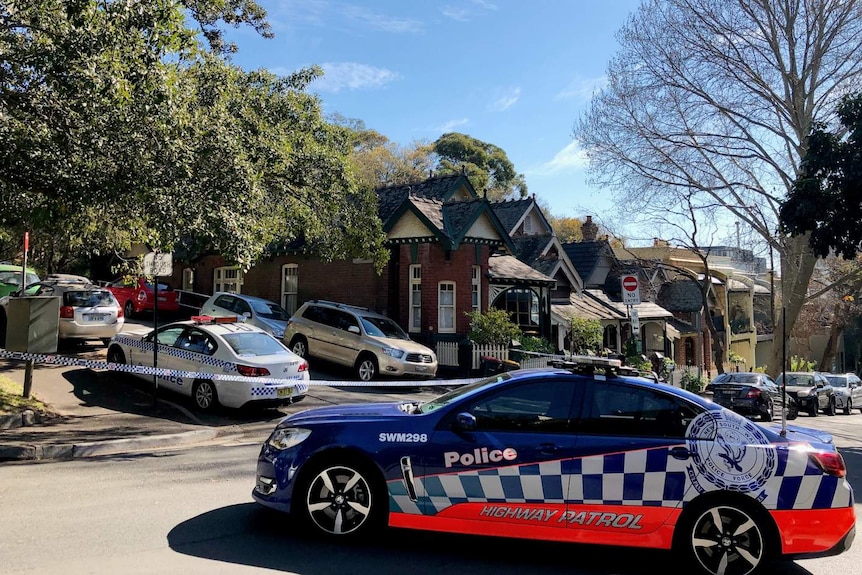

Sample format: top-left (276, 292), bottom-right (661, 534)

top-left (389, 445), bottom-right (853, 515)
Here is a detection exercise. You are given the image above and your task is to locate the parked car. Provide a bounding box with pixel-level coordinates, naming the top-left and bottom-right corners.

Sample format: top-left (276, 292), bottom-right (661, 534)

top-left (0, 277), bottom-right (124, 346)
top-left (252, 355), bottom-right (856, 575)
top-left (823, 372), bottom-right (862, 415)
top-left (199, 292), bottom-right (291, 339)
top-left (106, 315), bottom-right (309, 411)
top-left (774, 371), bottom-right (835, 416)
top-left (106, 276), bottom-right (179, 318)
top-left (706, 371), bottom-right (798, 421)
top-left (0, 262), bottom-right (39, 299)
top-left (284, 299), bottom-right (437, 381)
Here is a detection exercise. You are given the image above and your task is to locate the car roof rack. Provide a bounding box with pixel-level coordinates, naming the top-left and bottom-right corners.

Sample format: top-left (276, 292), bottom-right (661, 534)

top-left (309, 299), bottom-right (370, 312)
top-left (549, 355), bottom-right (657, 380)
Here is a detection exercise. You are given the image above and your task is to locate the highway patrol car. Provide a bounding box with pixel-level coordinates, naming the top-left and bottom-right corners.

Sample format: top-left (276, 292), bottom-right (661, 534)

top-left (106, 315), bottom-right (309, 411)
top-left (253, 356), bottom-right (855, 575)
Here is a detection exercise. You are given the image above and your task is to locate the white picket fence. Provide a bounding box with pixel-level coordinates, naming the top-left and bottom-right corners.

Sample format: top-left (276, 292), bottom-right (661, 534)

top-left (434, 341), bottom-right (566, 370)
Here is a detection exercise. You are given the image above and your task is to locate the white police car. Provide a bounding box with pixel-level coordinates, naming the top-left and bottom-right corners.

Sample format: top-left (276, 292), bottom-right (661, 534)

top-left (106, 316), bottom-right (309, 411)
top-left (253, 356), bottom-right (855, 575)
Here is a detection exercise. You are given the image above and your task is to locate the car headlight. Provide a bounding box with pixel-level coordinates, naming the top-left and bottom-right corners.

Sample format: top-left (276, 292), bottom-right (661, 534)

top-left (382, 347), bottom-right (405, 359)
top-left (267, 427), bottom-right (311, 450)
top-left (272, 329), bottom-right (285, 339)
top-left (796, 389), bottom-right (810, 397)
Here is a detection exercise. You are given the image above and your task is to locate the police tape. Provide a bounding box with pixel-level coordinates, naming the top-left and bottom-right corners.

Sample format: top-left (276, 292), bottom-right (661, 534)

top-left (0, 349), bottom-right (481, 388)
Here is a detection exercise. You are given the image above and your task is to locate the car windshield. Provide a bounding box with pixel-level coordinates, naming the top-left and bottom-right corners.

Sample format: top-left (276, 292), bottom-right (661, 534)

top-left (0, 271), bottom-right (39, 286)
top-left (63, 290), bottom-right (115, 307)
top-left (221, 332), bottom-right (290, 357)
top-left (776, 373), bottom-right (815, 387)
top-left (417, 373), bottom-right (513, 414)
top-left (715, 374), bottom-right (758, 384)
top-left (825, 376), bottom-right (847, 387)
top-left (250, 299), bottom-right (291, 320)
top-left (360, 315), bottom-right (409, 339)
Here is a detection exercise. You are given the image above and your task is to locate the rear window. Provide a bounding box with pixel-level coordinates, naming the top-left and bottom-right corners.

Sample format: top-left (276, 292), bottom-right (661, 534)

top-left (63, 290), bottom-right (115, 307)
top-left (825, 376), bottom-right (847, 387)
top-left (221, 332), bottom-right (290, 357)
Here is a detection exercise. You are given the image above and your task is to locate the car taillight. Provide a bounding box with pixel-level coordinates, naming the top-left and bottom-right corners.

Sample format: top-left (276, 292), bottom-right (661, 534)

top-left (60, 306), bottom-right (74, 319)
top-left (117, 304), bottom-right (123, 318)
top-left (746, 388), bottom-right (760, 398)
top-left (236, 364), bottom-right (270, 377)
top-left (298, 361), bottom-right (308, 373)
top-left (809, 451), bottom-right (847, 478)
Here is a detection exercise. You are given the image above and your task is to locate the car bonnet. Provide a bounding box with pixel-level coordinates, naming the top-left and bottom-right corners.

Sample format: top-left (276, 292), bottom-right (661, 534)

top-left (279, 401), bottom-right (412, 426)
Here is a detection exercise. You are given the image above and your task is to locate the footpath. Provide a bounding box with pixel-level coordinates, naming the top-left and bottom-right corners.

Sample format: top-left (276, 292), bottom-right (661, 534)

top-left (0, 358), bottom-right (220, 462)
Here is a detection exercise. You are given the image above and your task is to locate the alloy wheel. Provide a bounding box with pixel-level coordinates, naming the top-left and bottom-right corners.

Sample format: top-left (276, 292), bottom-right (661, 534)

top-left (304, 464), bottom-right (374, 536)
top-left (688, 504), bottom-right (767, 575)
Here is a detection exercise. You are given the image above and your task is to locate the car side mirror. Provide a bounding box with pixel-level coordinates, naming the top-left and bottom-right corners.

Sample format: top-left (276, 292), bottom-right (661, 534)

top-left (816, 382), bottom-right (824, 388)
top-left (243, 312), bottom-right (251, 318)
top-left (453, 412), bottom-right (477, 432)
top-left (348, 325), bottom-right (360, 334)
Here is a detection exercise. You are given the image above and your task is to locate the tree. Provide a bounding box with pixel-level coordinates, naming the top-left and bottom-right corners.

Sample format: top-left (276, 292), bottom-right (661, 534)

top-left (567, 317), bottom-right (602, 356)
top-left (574, 0), bottom-right (862, 377)
top-left (466, 308), bottom-right (521, 346)
top-left (780, 93), bottom-right (862, 260)
top-left (432, 132), bottom-right (527, 201)
top-left (0, 1), bottom-right (388, 275)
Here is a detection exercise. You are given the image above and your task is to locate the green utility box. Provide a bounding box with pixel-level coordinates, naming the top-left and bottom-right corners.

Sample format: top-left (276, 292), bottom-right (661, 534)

top-left (5, 296), bottom-right (60, 354)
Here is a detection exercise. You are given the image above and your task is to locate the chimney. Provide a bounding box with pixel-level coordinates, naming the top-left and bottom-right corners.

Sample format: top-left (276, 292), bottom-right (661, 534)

top-left (581, 215), bottom-right (598, 241)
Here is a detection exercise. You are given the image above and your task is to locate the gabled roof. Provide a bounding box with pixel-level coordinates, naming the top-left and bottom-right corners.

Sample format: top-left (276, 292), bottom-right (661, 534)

top-left (562, 240), bottom-right (611, 284)
top-left (489, 196), bottom-right (554, 236)
top-left (657, 279), bottom-right (704, 313)
top-left (376, 174), bottom-right (477, 226)
top-left (585, 289), bottom-right (674, 319)
top-left (510, 234), bottom-right (584, 292)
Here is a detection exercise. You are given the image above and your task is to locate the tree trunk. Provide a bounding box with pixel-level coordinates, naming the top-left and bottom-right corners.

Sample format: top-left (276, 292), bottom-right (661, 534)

top-left (818, 303), bottom-right (844, 372)
top-left (768, 235), bottom-right (818, 378)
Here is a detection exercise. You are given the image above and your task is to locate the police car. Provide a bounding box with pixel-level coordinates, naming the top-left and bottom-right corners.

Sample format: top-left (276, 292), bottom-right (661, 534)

top-left (252, 356), bottom-right (855, 575)
top-left (106, 316), bottom-right (309, 411)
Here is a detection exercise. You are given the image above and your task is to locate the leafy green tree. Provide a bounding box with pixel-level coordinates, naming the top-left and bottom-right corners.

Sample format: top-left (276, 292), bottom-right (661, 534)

top-left (568, 317), bottom-right (602, 355)
top-left (432, 132), bottom-right (527, 201)
top-left (466, 308), bottom-right (521, 346)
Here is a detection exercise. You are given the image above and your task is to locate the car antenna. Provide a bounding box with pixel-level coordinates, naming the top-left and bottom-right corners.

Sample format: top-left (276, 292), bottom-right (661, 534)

top-left (781, 306), bottom-right (787, 437)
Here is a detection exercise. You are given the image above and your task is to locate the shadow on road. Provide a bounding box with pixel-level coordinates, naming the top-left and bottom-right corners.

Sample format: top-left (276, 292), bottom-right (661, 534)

top-left (167, 503), bottom-right (814, 575)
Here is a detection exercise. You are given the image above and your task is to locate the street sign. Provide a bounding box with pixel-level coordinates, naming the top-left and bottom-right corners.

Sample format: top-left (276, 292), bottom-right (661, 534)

top-left (630, 308), bottom-right (640, 335)
top-left (142, 252), bottom-right (173, 277)
top-left (621, 274), bottom-right (641, 305)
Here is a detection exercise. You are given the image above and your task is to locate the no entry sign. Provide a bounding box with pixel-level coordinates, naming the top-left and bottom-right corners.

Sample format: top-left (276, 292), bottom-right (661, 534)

top-left (621, 274), bottom-right (641, 305)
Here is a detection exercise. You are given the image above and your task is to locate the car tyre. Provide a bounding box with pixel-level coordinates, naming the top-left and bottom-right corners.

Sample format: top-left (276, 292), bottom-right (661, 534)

top-left (843, 399), bottom-right (852, 415)
top-left (808, 404), bottom-right (818, 417)
top-left (761, 401), bottom-right (773, 422)
top-left (289, 336), bottom-right (308, 359)
top-left (294, 457), bottom-right (386, 539)
top-left (676, 499), bottom-right (774, 575)
top-left (355, 354), bottom-right (378, 382)
top-left (787, 402), bottom-right (798, 420)
top-left (106, 346), bottom-right (126, 365)
top-left (123, 300), bottom-right (135, 319)
top-left (824, 396), bottom-right (836, 416)
top-left (192, 379), bottom-right (218, 411)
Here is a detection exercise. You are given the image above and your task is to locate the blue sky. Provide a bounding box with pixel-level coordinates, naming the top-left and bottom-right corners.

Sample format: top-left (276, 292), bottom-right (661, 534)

top-left (225, 0), bottom-right (642, 219)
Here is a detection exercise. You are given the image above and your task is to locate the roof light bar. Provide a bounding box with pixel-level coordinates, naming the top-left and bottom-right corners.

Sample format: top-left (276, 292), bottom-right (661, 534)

top-left (550, 355), bottom-right (622, 369)
top-left (191, 315), bottom-right (242, 325)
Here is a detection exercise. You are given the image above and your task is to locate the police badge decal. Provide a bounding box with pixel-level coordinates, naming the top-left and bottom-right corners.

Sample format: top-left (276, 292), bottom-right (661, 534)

top-left (686, 411), bottom-right (777, 494)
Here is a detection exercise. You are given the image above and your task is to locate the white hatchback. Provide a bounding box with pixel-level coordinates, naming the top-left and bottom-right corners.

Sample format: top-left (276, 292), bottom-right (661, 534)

top-left (106, 316), bottom-right (309, 411)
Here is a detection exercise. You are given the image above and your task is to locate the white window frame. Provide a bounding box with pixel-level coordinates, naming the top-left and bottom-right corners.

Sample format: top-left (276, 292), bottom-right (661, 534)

top-left (182, 268), bottom-right (194, 291)
top-left (471, 265), bottom-right (481, 313)
top-left (438, 281), bottom-right (456, 333)
top-left (409, 264), bottom-right (421, 333)
top-left (214, 266), bottom-right (243, 293)
top-left (281, 264), bottom-right (299, 315)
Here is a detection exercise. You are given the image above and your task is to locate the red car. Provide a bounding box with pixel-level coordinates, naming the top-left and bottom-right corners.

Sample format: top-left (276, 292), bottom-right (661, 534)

top-left (106, 276), bottom-right (179, 318)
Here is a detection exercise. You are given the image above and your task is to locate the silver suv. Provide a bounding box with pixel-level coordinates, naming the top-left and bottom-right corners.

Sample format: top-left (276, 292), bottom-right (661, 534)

top-left (284, 300), bottom-right (437, 381)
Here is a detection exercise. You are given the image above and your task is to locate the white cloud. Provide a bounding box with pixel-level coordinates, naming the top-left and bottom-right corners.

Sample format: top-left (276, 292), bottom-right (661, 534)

top-left (530, 141), bottom-right (589, 175)
top-left (471, 0), bottom-right (498, 9)
top-left (489, 87), bottom-right (520, 112)
top-left (555, 75), bottom-right (607, 101)
top-left (313, 62), bottom-right (400, 92)
top-left (442, 7), bottom-right (471, 22)
top-left (439, 118), bottom-right (469, 133)
top-left (342, 5), bottom-right (423, 33)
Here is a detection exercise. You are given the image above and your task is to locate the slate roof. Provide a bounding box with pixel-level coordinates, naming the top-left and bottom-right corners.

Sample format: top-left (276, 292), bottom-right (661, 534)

top-left (488, 254), bottom-right (556, 285)
top-left (509, 234), bottom-right (560, 276)
top-left (376, 174), bottom-right (472, 225)
top-left (552, 291), bottom-right (626, 322)
top-left (490, 198), bottom-right (533, 234)
top-left (657, 279), bottom-right (704, 313)
top-left (562, 241), bottom-right (605, 284)
top-left (585, 289), bottom-right (674, 319)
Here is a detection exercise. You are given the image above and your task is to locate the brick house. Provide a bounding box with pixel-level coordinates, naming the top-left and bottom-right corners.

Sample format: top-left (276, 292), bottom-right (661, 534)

top-left (169, 174), bottom-right (557, 348)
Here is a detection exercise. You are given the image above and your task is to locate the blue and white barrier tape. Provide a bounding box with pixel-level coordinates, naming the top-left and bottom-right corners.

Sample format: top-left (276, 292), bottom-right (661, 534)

top-left (0, 349), bottom-right (481, 388)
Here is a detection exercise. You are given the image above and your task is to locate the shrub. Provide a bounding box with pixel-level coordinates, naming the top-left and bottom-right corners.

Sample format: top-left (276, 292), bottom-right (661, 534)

top-left (569, 317), bottom-right (603, 355)
top-left (680, 370), bottom-right (707, 393)
top-left (519, 335), bottom-right (554, 354)
top-left (466, 308), bottom-right (521, 346)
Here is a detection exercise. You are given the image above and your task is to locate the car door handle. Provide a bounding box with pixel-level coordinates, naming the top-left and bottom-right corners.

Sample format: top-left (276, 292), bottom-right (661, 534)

top-left (539, 443), bottom-right (559, 454)
top-left (670, 446), bottom-right (691, 460)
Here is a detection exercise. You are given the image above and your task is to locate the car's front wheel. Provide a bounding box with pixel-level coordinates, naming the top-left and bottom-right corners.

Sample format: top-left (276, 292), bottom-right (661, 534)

top-left (289, 336), bottom-right (308, 359)
top-left (677, 500), bottom-right (774, 575)
top-left (355, 354), bottom-right (378, 382)
top-left (824, 396), bottom-right (836, 416)
top-left (295, 458), bottom-right (386, 538)
top-left (787, 402), bottom-right (798, 420)
top-left (192, 380), bottom-right (218, 411)
top-left (844, 399), bottom-right (852, 415)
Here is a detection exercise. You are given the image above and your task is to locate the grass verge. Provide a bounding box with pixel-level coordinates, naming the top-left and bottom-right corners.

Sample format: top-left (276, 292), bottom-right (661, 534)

top-left (0, 374), bottom-right (53, 415)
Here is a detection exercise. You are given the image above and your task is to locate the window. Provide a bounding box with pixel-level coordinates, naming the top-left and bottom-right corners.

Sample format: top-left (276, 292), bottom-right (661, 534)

top-left (409, 264), bottom-right (421, 333)
top-left (496, 288), bottom-right (539, 332)
top-left (281, 264), bottom-right (298, 315)
top-left (182, 268), bottom-right (194, 291)
top-left (462, 380), bottom-right (575, 432)
top-left (438, 282), bottom-right (455, 333)
top-left (214, 266), bottom-right (243, 293)
top-left (471, 266), bottom-right (481, 313)
top-left (578, 382), bottom-right (699, 438)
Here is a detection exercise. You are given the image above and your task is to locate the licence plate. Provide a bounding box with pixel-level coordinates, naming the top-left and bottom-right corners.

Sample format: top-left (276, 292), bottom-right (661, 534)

top-left (85, 314), bottom-right (106, 322)
top-left (158, 297), bottom-right (167, 302)
top-left (414, 366), bottom-right (428, 372)
top-left (277, 387), bottom-right (293, 398)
